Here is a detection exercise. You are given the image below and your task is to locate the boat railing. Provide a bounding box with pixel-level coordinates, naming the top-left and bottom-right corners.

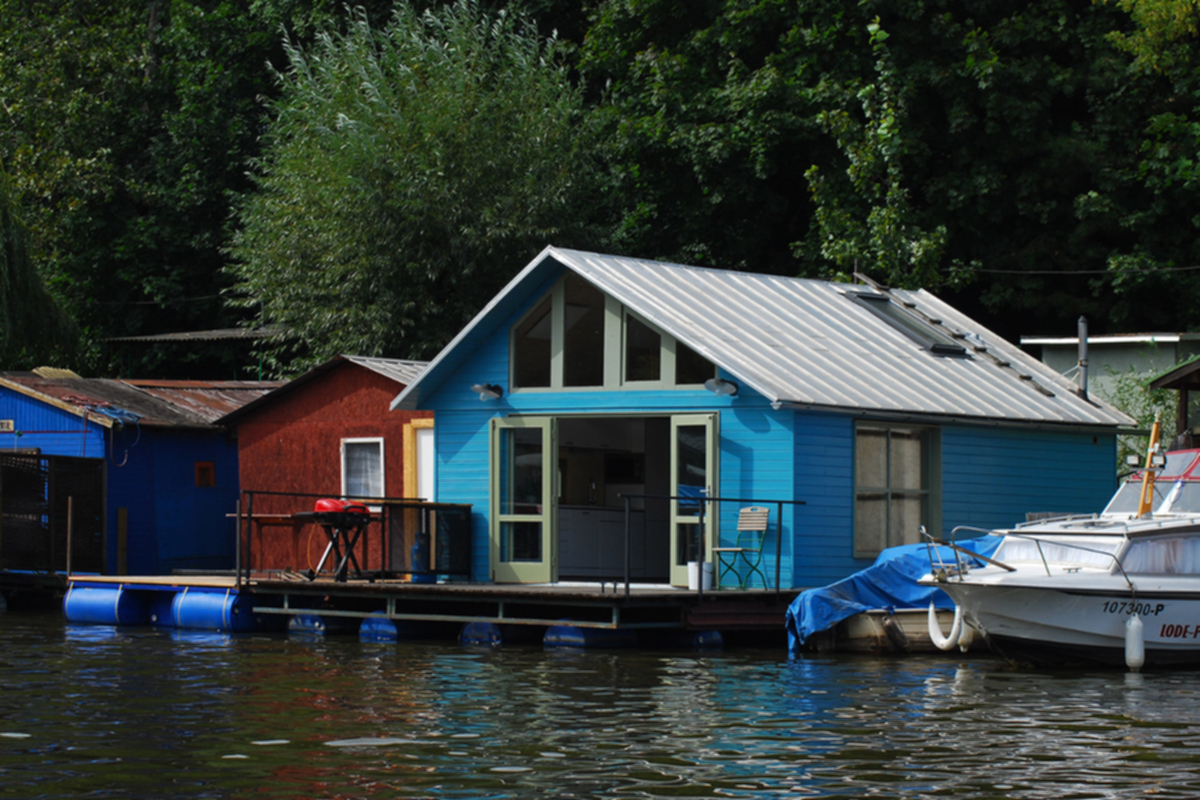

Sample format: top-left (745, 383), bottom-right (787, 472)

top-left (1013, 512), bottom-right (1101, 528)
top-left (921, 526), bottom-right (1014, 580)
top-left (980, 530), bottom-right (1138, 593)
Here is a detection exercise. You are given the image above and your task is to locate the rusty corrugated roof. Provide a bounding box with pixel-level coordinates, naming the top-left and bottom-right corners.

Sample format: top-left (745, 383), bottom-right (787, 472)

top-left (122, 380), bottom-right (287, 424)
top-left (0, 374), bottom-right (284, 429)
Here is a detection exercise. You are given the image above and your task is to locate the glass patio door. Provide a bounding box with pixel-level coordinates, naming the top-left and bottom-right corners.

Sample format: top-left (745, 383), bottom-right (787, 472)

top-left (669, 413), bottom-right (718, 587)
top-left (490, 416), bottom-right (556, 583)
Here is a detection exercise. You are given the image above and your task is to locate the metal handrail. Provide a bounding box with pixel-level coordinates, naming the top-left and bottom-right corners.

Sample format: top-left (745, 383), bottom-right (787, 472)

top-left (998, 530), bottom-right (1138, 593)
top-left (617, 493), bottom-right (806, 601)
top-left (924, 524), bottom-right (1137, 594)
top-left (235, 490), bottom-right (433, 587)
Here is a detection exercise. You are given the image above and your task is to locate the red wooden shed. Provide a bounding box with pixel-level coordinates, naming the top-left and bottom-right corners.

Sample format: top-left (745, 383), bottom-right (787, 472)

top-left (216, 355), bottom-right (430, 574)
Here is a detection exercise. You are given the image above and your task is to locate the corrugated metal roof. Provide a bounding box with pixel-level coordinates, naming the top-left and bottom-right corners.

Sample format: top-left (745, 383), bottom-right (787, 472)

top-left (104, 327), bottom-right (282, 342)
top-left (0, 374), bottom-right (282, 429)
top-left (344, 356), bottom-right (427, 386)
top-left (392, 247), bottom-right (1136, 429)
top-left (122, 380), bottom-right (286, 424)
top-left (214, 355), bottom-right (428, 426)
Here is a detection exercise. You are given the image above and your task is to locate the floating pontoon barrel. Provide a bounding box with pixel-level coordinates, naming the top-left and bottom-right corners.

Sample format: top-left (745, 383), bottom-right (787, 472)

top-left (148, 591), bottom-right (176, 628)
top-left (360, 617), bottom-right (400, 641)
top-left (171, 588), bottom-right (256, 632)
top-left (287, 613), bottom-right (357, 635)
top-left (543, 625), bottom-right (637, 648)
top-left (288, 614), bottom-right (327, 634)
top-left (460, 621), bottom-right (502, 646)
top-left (63, 585), bottom-right (149, 626)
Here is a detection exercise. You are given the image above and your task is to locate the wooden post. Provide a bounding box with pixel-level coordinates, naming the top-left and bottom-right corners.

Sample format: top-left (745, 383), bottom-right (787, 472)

top-left (1179, 388), bottom-right (1190, 441)
top-left (48, 464), bottom-right (56, 573)
top-left (117, 507), bottom-right (128, 575)
top-left (66, 496), bottom-right (73, 577)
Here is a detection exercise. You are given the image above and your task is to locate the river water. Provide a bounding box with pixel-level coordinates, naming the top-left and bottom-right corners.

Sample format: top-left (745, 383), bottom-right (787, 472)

top-left (3, 610), bottom-right (1200, 799)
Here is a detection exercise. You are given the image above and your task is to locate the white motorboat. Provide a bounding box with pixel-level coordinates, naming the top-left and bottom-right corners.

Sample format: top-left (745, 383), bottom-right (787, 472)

top-left (921, 436), bottom-right (1200, 670)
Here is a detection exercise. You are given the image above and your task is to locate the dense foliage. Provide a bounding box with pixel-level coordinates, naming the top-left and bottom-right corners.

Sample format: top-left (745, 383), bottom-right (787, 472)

top-left (3, 0), bottom-right (1200, 376)
top-left (228, 1), bottom-right (600, 369)
top-left (581, 0), bottom-right (1200, 341)
top-left (0, 168), bottom-right (77, 365)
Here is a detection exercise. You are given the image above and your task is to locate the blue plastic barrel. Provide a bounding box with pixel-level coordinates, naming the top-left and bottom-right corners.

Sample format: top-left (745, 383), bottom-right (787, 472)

top-left (63, 585), bottom-right (149, 626)
top-left (460, 621), bottom-right (503, 646)
top-left (171, 588), bottom-right (257, 632)
top-left (360, 617), bottom-right (399, 641)
top-left (288, 614), bottom-right (327, 634)
top-left (148, 591), bottom-right (176, 628)
top-left (543, 625), bottom-right (637, 649)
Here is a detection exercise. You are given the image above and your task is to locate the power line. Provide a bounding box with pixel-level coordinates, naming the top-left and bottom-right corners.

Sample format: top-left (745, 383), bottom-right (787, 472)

top-left (969, 267), bottom-right (1200, 277)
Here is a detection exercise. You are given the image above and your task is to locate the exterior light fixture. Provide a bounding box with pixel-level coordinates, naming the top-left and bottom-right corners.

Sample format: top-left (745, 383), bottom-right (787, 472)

top-left (704, 378), bottom-right (738, 397)
top-left (471, 383), bottom-right (503, 401)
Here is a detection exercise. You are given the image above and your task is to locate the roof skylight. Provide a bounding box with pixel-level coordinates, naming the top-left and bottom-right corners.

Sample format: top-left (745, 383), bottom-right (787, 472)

top-left (850, 292), bottom-right (967, 356)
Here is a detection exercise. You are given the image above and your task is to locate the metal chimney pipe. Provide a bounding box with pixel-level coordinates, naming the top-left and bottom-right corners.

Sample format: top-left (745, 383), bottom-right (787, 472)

top-left (1078, 316), bottom-right (1089, 400)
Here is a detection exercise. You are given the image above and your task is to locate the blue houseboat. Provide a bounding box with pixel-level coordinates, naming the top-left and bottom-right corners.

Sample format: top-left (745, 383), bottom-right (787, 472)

top-left (0, 370), bottom-right (280, 577)
top-left (390, 248), bottom-right (1135, 591)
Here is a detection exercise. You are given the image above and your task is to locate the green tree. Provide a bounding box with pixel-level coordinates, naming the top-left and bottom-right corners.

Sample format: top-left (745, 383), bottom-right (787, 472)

top-left (581, 0), bottom-right (1200, 342)
top-left (0, 1), bottom-right (400, 378)
top-left (229, 0), bottom-right (602, 370)
top-left (0, 167), bottom-right (78, 366)
top-left (1103, 365), bottom-right (1178, 470)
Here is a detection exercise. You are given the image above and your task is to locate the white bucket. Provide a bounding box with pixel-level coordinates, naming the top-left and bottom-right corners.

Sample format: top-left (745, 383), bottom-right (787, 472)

top-left (687, 561), bottom-right (713, 591)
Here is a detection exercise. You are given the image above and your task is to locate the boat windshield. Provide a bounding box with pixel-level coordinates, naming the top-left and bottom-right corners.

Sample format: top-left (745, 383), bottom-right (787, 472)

top-left (1106, 482), bottom-right (1170, 514)
top-left (994, 536), bottom-right (1122, 568)
top-left (1107, 481), bottom-right (1200, 514)
top-left (1105, 450), bottom-right (1200, 514)
top-left (1123, 535), bottom-right (1200, 574)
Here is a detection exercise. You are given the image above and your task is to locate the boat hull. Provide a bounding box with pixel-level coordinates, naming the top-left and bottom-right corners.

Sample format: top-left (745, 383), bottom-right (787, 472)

top-left (939, 583), bottom-right (1200, 668)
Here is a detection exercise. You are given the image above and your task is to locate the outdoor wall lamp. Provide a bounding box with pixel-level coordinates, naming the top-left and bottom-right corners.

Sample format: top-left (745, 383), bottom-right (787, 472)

top-left (704, 377), bottom-right (738, 397)
top-left (471, 383), bottom-right (503, 401)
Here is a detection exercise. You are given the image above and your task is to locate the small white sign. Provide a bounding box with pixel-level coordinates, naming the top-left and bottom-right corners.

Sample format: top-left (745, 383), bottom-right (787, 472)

top-left (0, 420), bottom-right (13, 433)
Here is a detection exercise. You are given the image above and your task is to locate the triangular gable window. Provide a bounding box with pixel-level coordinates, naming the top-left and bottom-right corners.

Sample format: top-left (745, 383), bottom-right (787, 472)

top-left (510, 274), bottom-right (717, 392)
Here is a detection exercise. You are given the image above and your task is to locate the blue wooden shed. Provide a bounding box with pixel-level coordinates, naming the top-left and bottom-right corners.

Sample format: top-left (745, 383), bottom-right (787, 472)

top-left (0, 371), bottom-right (280, 576)
top-left (390, 248), bottom-right (1136, 590)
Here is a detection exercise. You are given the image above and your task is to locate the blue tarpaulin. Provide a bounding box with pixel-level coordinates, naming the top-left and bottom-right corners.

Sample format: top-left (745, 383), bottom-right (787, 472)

top-left (785, 536), bottom-right (1003, 654)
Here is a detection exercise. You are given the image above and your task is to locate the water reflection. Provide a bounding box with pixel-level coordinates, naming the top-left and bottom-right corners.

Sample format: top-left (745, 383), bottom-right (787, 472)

top-left (5, 612), bottom-right (1200, 798)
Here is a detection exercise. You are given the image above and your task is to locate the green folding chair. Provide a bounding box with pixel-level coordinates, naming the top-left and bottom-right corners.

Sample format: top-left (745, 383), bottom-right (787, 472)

top-left (714, 506), bottom-right (770, 590)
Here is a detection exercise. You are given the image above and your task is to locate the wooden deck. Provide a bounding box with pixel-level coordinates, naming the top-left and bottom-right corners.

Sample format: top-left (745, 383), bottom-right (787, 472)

top-left (63, 571), bottom-right (800, 634)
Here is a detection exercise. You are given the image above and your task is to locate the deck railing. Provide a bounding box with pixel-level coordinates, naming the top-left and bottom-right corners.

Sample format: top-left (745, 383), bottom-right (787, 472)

top-left (234, 490), bottom-right (471, 587)
top-left (616, 493), bottom-right (806, 601)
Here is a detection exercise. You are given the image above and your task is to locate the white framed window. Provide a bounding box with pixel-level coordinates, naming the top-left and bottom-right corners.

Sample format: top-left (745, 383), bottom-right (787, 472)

top-left (341, 438), bottom-right (385, 500)
top-left (510, 275), bottom-right (716, 392)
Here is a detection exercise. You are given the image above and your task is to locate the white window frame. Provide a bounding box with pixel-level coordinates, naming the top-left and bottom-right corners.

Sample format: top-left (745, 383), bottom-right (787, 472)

top-left (341, 437), bottom-right (385, 502)
top-left (509, 276), bottom-right (716, 393)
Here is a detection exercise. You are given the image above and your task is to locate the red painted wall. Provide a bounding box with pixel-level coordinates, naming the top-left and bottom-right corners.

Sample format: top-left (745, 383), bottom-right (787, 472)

top-left (232, 362), bottom-right (431, 572)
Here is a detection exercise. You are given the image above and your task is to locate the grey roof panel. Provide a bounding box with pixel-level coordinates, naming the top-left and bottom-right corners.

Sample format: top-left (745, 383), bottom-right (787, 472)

top-left (344, 356), bottom-right (427, 387)
top-left (393, 247), bottom-right (1135, 428)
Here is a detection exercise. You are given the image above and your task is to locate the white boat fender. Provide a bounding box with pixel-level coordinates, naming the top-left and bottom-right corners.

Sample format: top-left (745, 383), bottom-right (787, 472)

top-left (957, 620), bottom-right (975, 653)
top-left (1125, 613), bottom-right (1145, 673)
top-left (928, 602), bottom-right (964, 651)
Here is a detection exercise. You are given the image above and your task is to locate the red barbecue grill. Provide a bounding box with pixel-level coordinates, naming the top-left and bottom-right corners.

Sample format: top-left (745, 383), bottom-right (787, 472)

top-left (306, 498), bottom-right (371, 582)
